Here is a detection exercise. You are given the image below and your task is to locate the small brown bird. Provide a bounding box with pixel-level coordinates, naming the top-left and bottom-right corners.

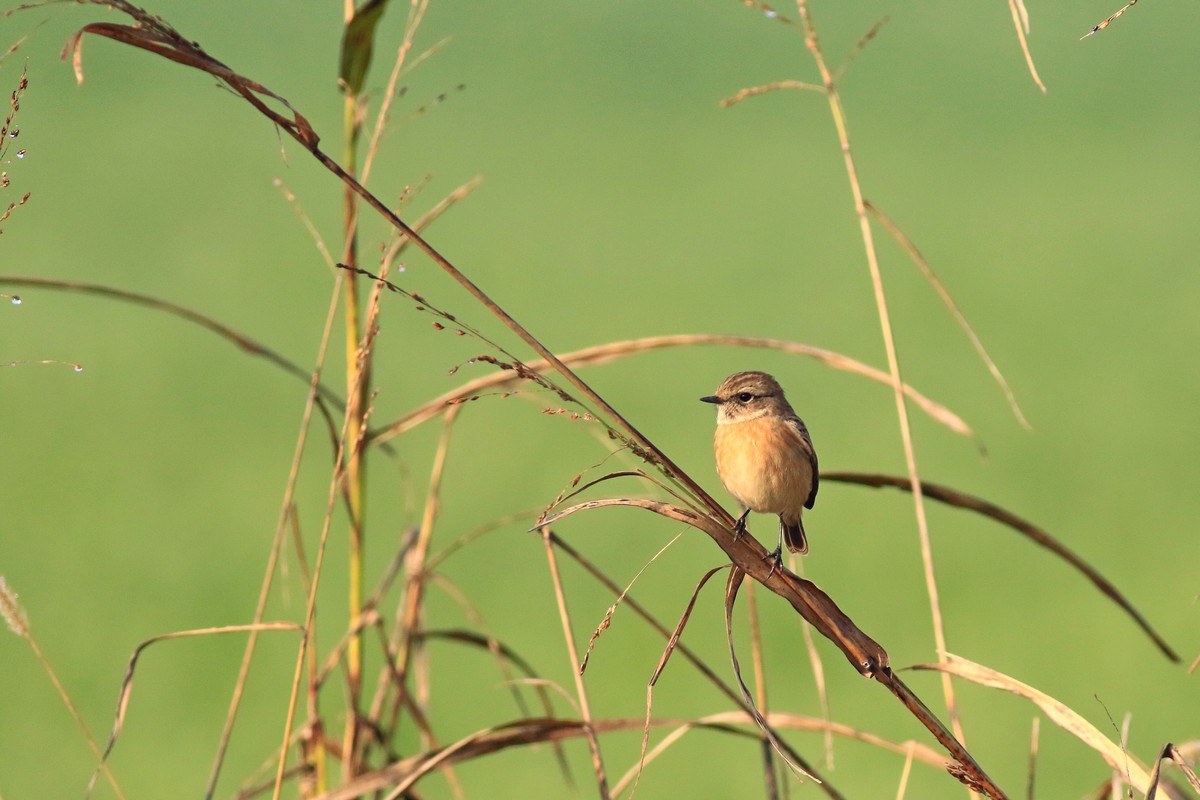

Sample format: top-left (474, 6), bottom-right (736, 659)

top-left (701, 371), bottom-right (819, 567)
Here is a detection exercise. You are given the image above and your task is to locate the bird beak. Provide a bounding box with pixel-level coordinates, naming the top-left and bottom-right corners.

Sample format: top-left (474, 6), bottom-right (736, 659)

top-left (700, 395), bottom-right (722, 404)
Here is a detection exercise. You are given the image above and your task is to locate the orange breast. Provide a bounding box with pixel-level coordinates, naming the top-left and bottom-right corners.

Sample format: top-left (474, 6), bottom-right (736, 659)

top-left (714, 416), bottom-right (812, 522)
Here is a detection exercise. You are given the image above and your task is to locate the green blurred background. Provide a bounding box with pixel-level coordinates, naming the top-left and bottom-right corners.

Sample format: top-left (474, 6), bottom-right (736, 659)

top-left (2, 1), bottom-right (1197, 797)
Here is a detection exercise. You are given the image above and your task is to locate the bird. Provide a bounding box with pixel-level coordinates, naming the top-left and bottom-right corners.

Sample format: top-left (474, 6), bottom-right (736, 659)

top-left (700, 371), bottom-right (819, 570)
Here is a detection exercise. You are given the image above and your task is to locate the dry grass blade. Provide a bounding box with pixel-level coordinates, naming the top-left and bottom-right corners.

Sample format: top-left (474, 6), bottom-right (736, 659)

top-left (796, 572), bottom-right (836, 768)
top-left (1145, 742), bottom-right (1200, 799)
top-left (1, 578), bottom-right (126, 799)
top-left (638, 565), bottom-right (733, 796)
top-left (1007, 0), bottom-right (1046, 92)
top-left (648, 565), bottom-right (728, 689)
top-left (720, 79), bottom-right (824, 107)
top-left (89, 623), bottom-right (302, 797)
top-left (581, 532), bottom-right (682, 675)
top-left (912, 655), bottom-right (1163, 795)
top-left (65, 10), bottom-right (319, 145)
top-left (744, 583), bottom-right (777, 794)
top-left (1082, 0), bottom-right (1140, 38)
top-left (541, 526), bottom-right (611, 797)
top-left (833, 16), bottom-right (889, 84)
top-left (865, 201), bottom-right (1030, 428)
top-left (372, 333), bottom-right (976, 446)
top-left (823, 471), bottom-right (1180, 662)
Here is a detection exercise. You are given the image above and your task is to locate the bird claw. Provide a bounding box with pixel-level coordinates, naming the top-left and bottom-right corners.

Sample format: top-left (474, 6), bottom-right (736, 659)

top-left (762, 547), bottom-right (784, 579)
top-left (732, 509), bottom-right (750, 542)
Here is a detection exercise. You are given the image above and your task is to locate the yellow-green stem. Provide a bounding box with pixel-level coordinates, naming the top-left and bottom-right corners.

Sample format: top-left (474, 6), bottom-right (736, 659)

top-left (340, 89), bottom-right (368, 782)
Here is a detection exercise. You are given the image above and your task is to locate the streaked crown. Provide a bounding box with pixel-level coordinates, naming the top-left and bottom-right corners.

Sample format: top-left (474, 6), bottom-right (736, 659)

top-left (700, 371), bottom-right (794, 423)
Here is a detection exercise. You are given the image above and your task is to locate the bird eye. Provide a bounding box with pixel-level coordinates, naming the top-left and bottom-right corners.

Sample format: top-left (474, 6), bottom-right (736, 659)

top-left (736, 392), bottom-right (754, 403)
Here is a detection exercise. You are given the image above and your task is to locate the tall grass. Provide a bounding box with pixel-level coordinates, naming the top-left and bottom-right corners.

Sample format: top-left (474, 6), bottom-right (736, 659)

top-left (1, 2), bottom-right (1195, 799)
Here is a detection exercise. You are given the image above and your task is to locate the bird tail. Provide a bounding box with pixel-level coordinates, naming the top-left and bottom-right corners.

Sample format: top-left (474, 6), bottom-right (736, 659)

top-left (783, 519), bottom-right (809, 555)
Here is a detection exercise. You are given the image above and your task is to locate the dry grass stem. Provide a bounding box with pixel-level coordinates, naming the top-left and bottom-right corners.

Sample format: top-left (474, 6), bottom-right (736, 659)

top-left (305, 717), bottom-right (721, 800)
top-left (1026, 716), bottom-right (1039, 800)
top-left (1145, 743), bottom-right (1200, 799)
top-left (794, 560), bottom-right (835, 768)
top-left (720, 79), bottom-right (823, 107)
top-left (273, 177), bottom-right (337, 268)
top-left (542, 527), bottom-right (612, 797)
top-left (1082, 0), bottom-right (1140, 38)
top-left (581, 532), bottom-right (682, 674)
top-left (619, 708), bottom-right (955, 798)
top-left (865, 200), bottom-right (1030, 428)
top-left (895, 742), bottom-right (915, 800)
top-left (269, 330), bottom-right (374, 800)
top-left (359, 0), bottom-right (432, 186)
top-left (1, 578), bottom-right (126, 799)
top-left (746, 583), bottom-right (785, 796)
top-left (1007, 0), bottom-right (1046, 92)
top-left (641, 565), bottom-right (732, 795)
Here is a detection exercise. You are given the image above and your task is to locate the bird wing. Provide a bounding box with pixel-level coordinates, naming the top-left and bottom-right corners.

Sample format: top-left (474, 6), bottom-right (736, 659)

top-left (787, 416), bottom-right (819, 509)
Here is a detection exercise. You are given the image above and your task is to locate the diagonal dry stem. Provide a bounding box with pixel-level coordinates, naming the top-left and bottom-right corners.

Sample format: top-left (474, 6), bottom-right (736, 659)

top-left (1006, 0), bottom-right (1045, 92)
top-left (541, 527), bottom-right (611, 798)
top-left (0, 578), bottom-right (127, 799)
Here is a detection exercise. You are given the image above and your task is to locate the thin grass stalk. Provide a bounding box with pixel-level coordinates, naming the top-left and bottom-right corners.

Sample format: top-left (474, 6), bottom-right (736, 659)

top-left (795, 561), bottom-right (834, 768)
top-left (0, 580), bottom-right (126, 799)
top-left (745, 582), bottom-right (779, 798)
top-left (205, 272), bottom-right (346, 800)
top-left (895, 742), bottom-right (916, 800)
top-left (542, 529), bottom-right (611, 798)
top-left (1026, 717), bottom-right (1039, 800)
top-left (270, 331), bottom-right (375, 800)
top-left (794, 0), bottom-right (966, 754)
top-left (1006, 0), bottom-right (1045, 92)
top-left (388, 403), bottom-right (461, 765)
top-left (360, 0), bottom-right (430, 187)
top-left (339, 65), bottom-right (369, 789)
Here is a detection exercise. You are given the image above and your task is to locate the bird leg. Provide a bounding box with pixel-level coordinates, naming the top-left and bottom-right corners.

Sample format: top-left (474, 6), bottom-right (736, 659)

top-left (762, 518), bottom-right (786, 578)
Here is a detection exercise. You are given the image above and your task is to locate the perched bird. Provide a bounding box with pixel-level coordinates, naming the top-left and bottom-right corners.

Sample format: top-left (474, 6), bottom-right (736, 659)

top-left (700, 371), bottom-right (819, 568)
